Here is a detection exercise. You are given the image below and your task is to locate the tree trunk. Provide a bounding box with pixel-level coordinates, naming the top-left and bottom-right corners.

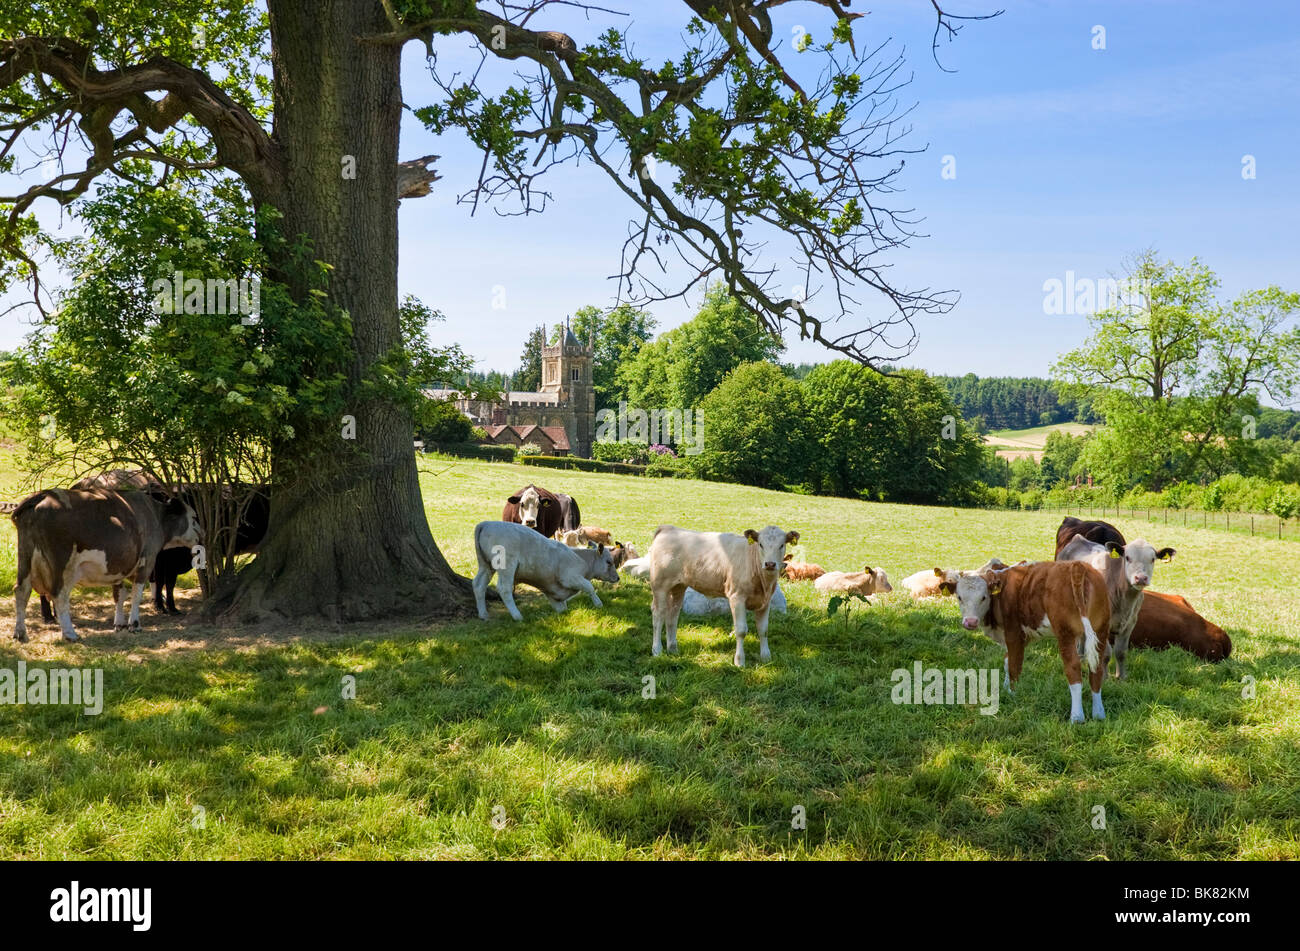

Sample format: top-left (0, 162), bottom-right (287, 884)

top-left (208, 0), bottom-right (472, 623)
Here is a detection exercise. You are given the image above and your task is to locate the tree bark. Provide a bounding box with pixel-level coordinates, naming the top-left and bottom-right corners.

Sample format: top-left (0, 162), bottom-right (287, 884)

top-left (207, 0), bottom-right (472, 623)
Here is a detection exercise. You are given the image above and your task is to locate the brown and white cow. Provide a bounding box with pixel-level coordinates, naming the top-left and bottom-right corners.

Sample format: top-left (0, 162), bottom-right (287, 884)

top-left (12, 487), bottom-right (202, 642)
top-left (503, 484), bottom-right (563, 537)
top-left (646, 524), bottom-right (799, 666)
top-left (936, 560), bottom-right (1111, 722)
top-left (814, 565), bottom-right (893, 596)
top-left (1056, 533), bottom-right (1175, 680)
top-left (1131, 591), bottom-right (1232, 662)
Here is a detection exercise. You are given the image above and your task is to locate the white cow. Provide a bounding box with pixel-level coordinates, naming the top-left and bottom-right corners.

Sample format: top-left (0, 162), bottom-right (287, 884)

top-left (646, 524), bottom-right (799, 666)
top-left (682, 583), bottom-right (788, 616)
top-left (473, 521), bottom-right (619, 622)
top-left (815, 566), bottom-right (893, 597)
top-left (901, 558), bottom-right (1015, 598)
top-left (1056, 536), bottom-right (1174, 680)
top-left (621, 556), bottom-right (651, 581)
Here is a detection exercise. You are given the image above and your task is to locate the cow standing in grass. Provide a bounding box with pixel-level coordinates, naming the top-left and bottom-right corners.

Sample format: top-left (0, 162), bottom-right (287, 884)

top-left (12, 487), bottom-right (201, 642)
top-left (646, 524), bottom-right (799, 667)
top-left (936, 560), bottom-right (1111, 723)
top-left (1056, 532), bottom-right (1175, 680)
top-left (472, 520), bottom-right (618, 622)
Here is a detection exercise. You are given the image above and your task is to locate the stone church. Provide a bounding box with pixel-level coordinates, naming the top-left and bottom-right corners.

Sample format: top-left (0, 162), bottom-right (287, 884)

top-left (424, 320), bottom-right (596, 458)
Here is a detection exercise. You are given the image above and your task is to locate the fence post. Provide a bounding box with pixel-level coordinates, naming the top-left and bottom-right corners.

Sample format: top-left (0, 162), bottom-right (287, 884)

top-left (1251, 516), bottom-right (1254, 536)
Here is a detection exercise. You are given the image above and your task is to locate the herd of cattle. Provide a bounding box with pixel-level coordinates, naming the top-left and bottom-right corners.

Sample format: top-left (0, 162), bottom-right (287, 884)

top-left (476, 485), bottom-right (1232, 722)
top-left (5, 469), bottom-right (268, 642)
top-left (5, 473), bottom-right (1233, 721)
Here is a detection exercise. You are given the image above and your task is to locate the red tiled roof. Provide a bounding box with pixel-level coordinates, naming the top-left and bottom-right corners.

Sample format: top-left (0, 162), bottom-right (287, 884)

top-left (539, 426), bottom-right (570, 450)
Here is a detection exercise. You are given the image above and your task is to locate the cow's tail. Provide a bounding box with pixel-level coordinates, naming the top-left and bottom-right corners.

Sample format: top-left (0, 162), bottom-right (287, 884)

top-left (8, 491), bottom-right (46, 525)
top-left (1069, 564), bottom-right (1101, 672)
top-left (473, 521), bottom-right (491, 572)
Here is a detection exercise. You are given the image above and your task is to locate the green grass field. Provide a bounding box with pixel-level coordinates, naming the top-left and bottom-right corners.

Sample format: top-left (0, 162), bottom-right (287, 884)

top-left (1, 451), bottom-right (1298, 858)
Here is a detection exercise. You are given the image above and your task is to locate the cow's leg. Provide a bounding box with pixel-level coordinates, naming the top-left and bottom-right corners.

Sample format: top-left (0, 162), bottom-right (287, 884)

top-left (651, 587), bottom-right (664, 656)
top-left (578, 577), bottom-right (602, 610)
top-left (1113, 629), bottom-right (1131, 681)
top-left (40, 594), bottom-right (54, 623)
top-left (728, 593), bottom-right (749, 667)
top-left (1055, 631), bottom-right (1085, 723)
top-left (112, 582), bottom-right (127, 629)
top-left (495, 565), bottom-right (523, 622)
top-left (472, 562), bottom-right (493, 620)
top-left (1005, 634), bottom-right (1025, 693)
top-left (1002, 653), bottom-right (1012, 693)
top-left (754, 604), bottom-right (771, 663)
top-left (55, 588), bottom-right (78, 642)
top-left (127, 580), bottom-right (145, 632)
top-left (1088, 648), bottom-right (1106, 720)
top-left (166, 573), bottom-right (179, 614)
top-left (664, 586), bottom-right (684, 654)
top-left (14, 576), bottom-right (31, 643)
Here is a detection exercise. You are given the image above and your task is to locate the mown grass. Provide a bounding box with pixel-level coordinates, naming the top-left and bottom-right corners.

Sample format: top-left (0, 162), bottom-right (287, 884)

top-left (0, 452), bottom-right (1297, 858)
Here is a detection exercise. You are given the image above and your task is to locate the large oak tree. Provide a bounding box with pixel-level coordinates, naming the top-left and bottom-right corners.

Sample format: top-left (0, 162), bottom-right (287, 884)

top-left (1, 1), bottom-right (992, 622)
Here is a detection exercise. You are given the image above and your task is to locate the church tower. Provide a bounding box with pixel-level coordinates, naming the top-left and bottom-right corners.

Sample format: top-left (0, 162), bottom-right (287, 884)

top-left (541, 317), bottom-right (595, 457)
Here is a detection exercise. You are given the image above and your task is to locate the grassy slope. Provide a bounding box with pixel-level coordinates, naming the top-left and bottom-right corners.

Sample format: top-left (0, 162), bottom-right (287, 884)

top-left (0, 453), bottom-right (1297, 858)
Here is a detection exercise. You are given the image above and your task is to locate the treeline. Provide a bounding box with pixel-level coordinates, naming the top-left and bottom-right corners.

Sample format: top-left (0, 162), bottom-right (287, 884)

top-left (935, 374), bottom-right (1100, 431)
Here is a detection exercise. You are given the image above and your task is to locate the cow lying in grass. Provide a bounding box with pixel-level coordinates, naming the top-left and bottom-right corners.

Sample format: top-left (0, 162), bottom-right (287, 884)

top-left (815, 566), bottom-right (892, 596)
top-left (473, 520), bottom-right (618, 622)
top-left (1132, 591), bottom-right (1232, 662)
top-left (936, 560), bottom-right (1111, 723)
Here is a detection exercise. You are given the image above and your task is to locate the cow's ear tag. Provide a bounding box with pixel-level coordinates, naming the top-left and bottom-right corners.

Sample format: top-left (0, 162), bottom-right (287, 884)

top-left (1108, 548), bottom-right (1121, 559)
top-left (989, 583), bottom-right (1002, 596)
top-left (747, 536), bottom-right (755, 544)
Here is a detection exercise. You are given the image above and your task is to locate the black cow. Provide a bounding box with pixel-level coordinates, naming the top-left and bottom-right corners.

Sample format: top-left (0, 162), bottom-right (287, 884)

top-left (555, 492), bottom-right (582, 533)
top-left (1054, 516), bottom-right (1126, 556)
top-left (151, 487), bottom-right (270, 613)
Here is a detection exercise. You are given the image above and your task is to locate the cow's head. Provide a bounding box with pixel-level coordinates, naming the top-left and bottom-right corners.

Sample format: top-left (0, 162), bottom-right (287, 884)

top-left (932, 567), bottom-right (960, 595)
top-left (508, 485), bottom-right (548, 528)
top-left (589, 544), bottom-right (619, 584)
top-left (744, 527), bottom-right (799, 574)
top-left (160, 496), bottom-right (202, 549)
top-left (864, 565), bottom-right (893, 593)
top-left (1106, 538), bottom-right (1175, 589)
top-left (947, 569), bottom-right (1002, 630)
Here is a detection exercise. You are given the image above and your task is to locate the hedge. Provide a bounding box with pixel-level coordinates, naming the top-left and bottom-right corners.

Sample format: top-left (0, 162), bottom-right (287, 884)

top-left (423, 442), bottom-right (516, 462)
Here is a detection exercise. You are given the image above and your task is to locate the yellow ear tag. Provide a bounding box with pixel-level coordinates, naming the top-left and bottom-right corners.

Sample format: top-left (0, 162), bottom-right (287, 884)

top-left (1108, 548), bottom-right (1121, 559)
top-left (747, 536), bottom-right (755, 544)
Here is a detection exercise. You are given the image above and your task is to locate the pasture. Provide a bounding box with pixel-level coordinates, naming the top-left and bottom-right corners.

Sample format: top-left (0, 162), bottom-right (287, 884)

top-left (1, 451), bottom-right (1298, 859)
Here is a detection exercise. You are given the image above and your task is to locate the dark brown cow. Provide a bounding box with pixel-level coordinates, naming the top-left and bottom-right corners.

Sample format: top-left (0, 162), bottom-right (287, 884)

top-left (502, 484), bottom-right (564, 537)
top-left (1055, 516), bottom-right (1126, 556)
top-left (12, 487), bottom-right (201, 642)
top-left (1131, 591), bottom-right (1232, 662)
top-left (555, 492), bottom-right (582, 532)
top-left (936, 560), bottom-right (1111, 722)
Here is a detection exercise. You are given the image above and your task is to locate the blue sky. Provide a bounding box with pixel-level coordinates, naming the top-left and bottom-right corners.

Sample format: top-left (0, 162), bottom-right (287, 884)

top-left (5, 1), bottom-right (1298, 385)
top-left (394, 0), bottom-right (1300, 381)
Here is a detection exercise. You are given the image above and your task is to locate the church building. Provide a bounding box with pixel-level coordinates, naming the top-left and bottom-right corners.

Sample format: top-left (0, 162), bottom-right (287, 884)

top-left (424, 319), bottom-right (596, 458)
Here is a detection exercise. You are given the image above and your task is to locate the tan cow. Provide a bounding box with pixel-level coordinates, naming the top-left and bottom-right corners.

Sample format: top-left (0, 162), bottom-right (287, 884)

top-left (646, 524), bottom-right (799, 667)
top-left (936, 560), bottom-right (1111, 723)
top-left (815, 565), bottom-right (892, 596)
top-left (782, 560), bottom-right (825, 582)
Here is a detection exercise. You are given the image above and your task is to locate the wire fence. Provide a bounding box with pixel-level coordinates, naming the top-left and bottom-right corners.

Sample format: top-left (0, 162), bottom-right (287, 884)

top-left (1015, 503), bottom-right (1300, 541)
